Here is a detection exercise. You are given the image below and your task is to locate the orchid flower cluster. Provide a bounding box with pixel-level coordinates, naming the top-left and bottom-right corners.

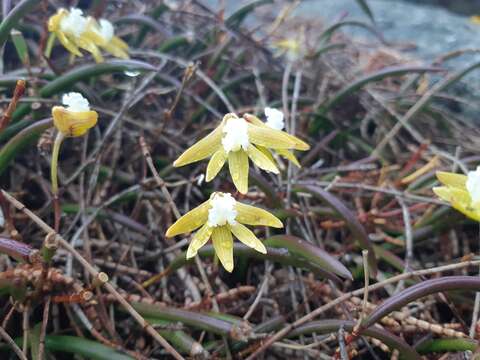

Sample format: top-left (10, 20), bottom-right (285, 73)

top-left (48, 7), bottom-right (128, 63)
top-left (167, 109), bottom-right (310, 271)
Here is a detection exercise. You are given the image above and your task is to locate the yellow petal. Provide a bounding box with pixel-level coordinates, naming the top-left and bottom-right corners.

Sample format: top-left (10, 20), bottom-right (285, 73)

top-left (247, 145), bottom-right (279, 174)
top-left (56, 32), bottom-right (83, 57)
top-left (76, 38), bottom-right (104, 63)
top-left (206, 149), bottom-right (227, 181)
top-left (103, 43), bottom-right (129, 59)
top-left (276, 148), bottom-right (301, 167)
top-left (243, 113), bottom-right (264, 127)
top-left (256, 145), bottom-right (276, 164)
top-left (165, 200), bottom-right (210, 237)
top-left (174, 126), bottom-right (222, 167)
top-left (235, 202), bottom-right (283, 228)
top-left (434, 187), bottom-right (480, 221)
top-left (248, 123), bottom-right (297, 149)
top-left (283, 133), bottom-right (310, 151)
top-left (229, 223), bottom-right (266, 254)
top-left (433, 186), bottom-right (452, 203)
top-left (211, 226), bottom-right (234, 272)
top-left (48, 9), bottom-right (66, 32)
top-left (52, 106), bottom-right (98, 137)
top-left (186, 224), bottom-right (212, 258)
top-left (228, 150), bottom-right (249, 194)
top-left (436, 171), bottom-right (467, 189)
top-left (111, 36), bottom-right (129, 50)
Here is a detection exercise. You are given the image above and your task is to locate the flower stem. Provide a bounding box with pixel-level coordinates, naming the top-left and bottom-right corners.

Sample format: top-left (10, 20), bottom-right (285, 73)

top-left (51, 131), bottom-right (64, 232)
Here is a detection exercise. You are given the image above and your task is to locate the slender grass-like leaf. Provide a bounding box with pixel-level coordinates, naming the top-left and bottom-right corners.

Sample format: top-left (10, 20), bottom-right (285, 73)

top-left (288, 319), bottom-right (419, 360)
top-left (416, 338), bottom-right (477, 354)
top-left (265, 235), bottom-right (352, 280)
top-left (0, 118), bottom-right (52, 175)
top-left (133, 303), bottom-right (252, 340)
top-left (298, 185), bottom-right (377, 276)
top-left (161, 244), bottom-right (341, 282)
top-left (10, 29), bottom-right (29, 65)
top-left (147, 318), bottom-right (208, 357)
top-left (0, 0), bottom-right (37, 48)
top-left (363, 276), bottom-right (480, 328)
top-left (320, 20), bottom-right (385, 44)
top-left (320, 66), bottom-right (444, 112)
top-left (354, 0), bottom-right (376, 24)
top-left (11, 60), bottom-right (156, 124)
top-left (225, 0), bottom-right (273, 28)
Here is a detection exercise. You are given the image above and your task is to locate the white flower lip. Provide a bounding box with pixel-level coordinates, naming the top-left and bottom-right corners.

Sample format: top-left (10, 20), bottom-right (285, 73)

top-left (222, 116), bottom-right (250, 153)
top-left (264, 107), bottom-right (285, 130)
top-left (207, 193), bottom-right (237, 227)
top-left (467, 166), bottom-right (480, 205)
top-left (62, 92), bottom-right (90, 112)
top-left (60, 7), bottom-right (87, 38)
top-left (98, 19), bottom-right (114, 41)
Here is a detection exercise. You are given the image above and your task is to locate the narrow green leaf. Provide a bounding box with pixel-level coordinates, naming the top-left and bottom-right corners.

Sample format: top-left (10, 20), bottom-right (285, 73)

top-left (354, 0), bottom-right (376, 24)
top-left (320, 20), bottom-right (385, 44)
top-left (265, 235), bottom-right (352, 280)
top-left (226, 0), bottom-right (273, 28)
top-left (320, 65), bottom-right (444, 112)
top-left (297, 185), bottom-right (378, 276)
top-left (10, 29), bottom-right (29, 65)
top-left (289, 319), bottom-right (420, 360)
top-left (0, 0), bottom-right (38, 48)
top-left (416, 338), bottom-right (477, 354)
top-left (0, 118), bottom-right (52, 175)
top-left (363, 276), bottom-right (480, 329)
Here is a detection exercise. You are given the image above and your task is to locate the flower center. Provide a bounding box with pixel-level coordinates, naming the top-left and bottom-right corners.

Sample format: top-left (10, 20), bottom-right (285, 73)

top-left (222, 117), bottom-right (250, 153)
top-left (98, 19), bottom-right (114, 41)
top-left (466, 166), bottom-right (480, 205)
top-left (207, 193), bottom-right (237, 227)
top-left (60, 8), bottom-right (87, 38)
top-left (264, 107), bottom-right (285, 130)
top-left (62, 92), bottom-right (90, 112)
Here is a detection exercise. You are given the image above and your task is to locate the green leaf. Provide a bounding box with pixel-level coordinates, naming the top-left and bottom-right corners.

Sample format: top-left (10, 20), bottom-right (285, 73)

top-left (265, 235), bottom-right (352, 280)
top-left (0, 0), bottom-right (38, 48)
top-left (354, 0), bottom-right (376, 24)
top-left (0, 118), bottom-right (52, 175)
top-left (416, 338), bottom-right (477, 354)
top-left (297, 185), bottom-right (378, 276)
top-left (226, 0), bottom-right (273, 28)
top-left (10, 29), bottom-right (29, 65)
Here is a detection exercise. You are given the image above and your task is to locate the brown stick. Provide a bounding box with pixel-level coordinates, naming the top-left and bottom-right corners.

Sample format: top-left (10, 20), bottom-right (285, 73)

top-left (0, 79), bottom-right (26, 134)
top-left (1, 189), bottom-right (185, 360)
top-left (0, 324), bottom-right (27, 360)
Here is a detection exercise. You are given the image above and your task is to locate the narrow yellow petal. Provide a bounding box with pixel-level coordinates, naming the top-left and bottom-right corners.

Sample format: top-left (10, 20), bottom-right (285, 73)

top-left (247, 145), bottom-right (279, 174)
top-left (243, 113), bottom-right (264, 127)
top-left (165, 200), bottom-right (210, 237)
top-left (52, 106), bottom-right (98, 137)
top-left (276, 148), bottom-right (301, 167)
top-left (174, 126), bottom-right (222, 167)
top-left (111, 36), bottom-right (129, 50)
top-left (283, 133), bottom-right (310, 151)
top-left (229, 223), bottom-right (266, 254)
top-left (436, 171), bottom-right (467, 189)
top-left (256, 145), bottom-right (276, 164)
top-left (248, 123), bottom-right (297, 149)
top-left (103, 43), bottom-right (129, 59)
top-left (211, 226), bottom-right (234, 272)
top-left (186, 224), bottom-right (212, 258)
top-left (56, 32), bottom-right (83, 56)
top-left (235, 202), bottom-right (283, 228)
top-left (228, 150), bottom-right (249, 194)
top-left (206, 149), bottom-right (227, 181)
top-left (432, 186), bottom-right (452, 203)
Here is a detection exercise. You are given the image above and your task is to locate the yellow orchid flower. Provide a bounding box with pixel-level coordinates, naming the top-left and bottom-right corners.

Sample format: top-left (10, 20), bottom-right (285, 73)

top-left (173, 113), bottom-right (310, 194)
top-left (166, 192), bottom-right (283, 272)
top-left (47, 8), bottom-right (128, 63)
top-left (433, 168), bottom-right (480, 221)
top-left (51, 92), bottom-right (98, 196)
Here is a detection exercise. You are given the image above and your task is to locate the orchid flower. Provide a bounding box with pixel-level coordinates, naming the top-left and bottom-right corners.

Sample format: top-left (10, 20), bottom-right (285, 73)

top-left (166, 192), bottom-right (283, 272)
top-left (173, 113), bottom-right (309, 194)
